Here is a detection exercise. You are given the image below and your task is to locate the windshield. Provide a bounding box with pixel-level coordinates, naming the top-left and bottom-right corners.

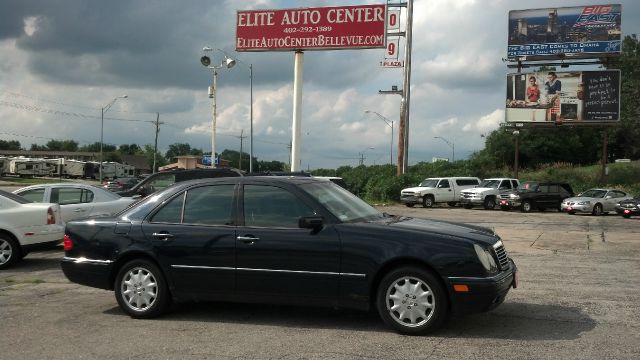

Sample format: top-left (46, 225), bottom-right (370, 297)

top-left (517, 181), bottom-right (538, 191)
top-left (0, 189), bottom-right (32, 204)
top-left (479, 180), bottom-right (501, 188)
top-left (579, 189), bottom-right (607, 198)
top-left (300, 182), bottom-right (383, 223)
top-left (418, 179), bottom-right (439, 188)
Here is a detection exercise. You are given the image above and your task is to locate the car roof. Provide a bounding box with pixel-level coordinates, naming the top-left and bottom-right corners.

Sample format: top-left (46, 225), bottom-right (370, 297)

top-left (173, 175), bottom-right (328, 189)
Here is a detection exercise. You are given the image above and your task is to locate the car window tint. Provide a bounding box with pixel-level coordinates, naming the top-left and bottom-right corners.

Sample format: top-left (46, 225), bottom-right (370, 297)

top-left (52, 188), bottom-right (86, 205)
top-left (243, 185), bottom-right (315, 228)
top-left (146, 174), bottom-right (176, 193)
top-left (438, 180), bottom-right (450, 189)
top-left (183, 185), bottom-right (235, 226)
top-left (151, 192), bottom-right (185, 223)
top-left (17, 188), bottom-right (46, 202)
top-left (511, 180), bottom-right (519, 188)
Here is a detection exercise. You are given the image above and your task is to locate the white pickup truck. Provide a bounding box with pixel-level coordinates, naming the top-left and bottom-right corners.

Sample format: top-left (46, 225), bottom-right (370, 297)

top-left (400, 177), bottom-right (480, 208)
top-left (459, 178), bottom-right (520, 210)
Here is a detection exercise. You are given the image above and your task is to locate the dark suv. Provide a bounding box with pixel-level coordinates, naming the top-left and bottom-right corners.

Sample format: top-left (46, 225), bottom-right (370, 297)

top-left (116, 168), bottom-right (243, 198)
top-left (498, 181), bottom-right (574, 212)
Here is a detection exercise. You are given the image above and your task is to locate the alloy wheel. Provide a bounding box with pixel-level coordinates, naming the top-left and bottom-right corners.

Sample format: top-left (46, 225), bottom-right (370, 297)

top-left (120, 267), bottom-right (159, 312)
top-left (385, 276), bottom-right (435, 328)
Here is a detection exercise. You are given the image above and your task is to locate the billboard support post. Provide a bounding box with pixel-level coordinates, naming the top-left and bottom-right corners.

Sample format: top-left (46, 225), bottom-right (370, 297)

top-left (290, 51), bottom-right (304, 172)
top-left (601, 129), bottom-right (608, 183)
top-left (400, 0), bottom-right (413, 175)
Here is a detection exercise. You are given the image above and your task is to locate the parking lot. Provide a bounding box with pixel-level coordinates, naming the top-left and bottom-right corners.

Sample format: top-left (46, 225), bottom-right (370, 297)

top-left (1, 202), bottom-right (639, 359)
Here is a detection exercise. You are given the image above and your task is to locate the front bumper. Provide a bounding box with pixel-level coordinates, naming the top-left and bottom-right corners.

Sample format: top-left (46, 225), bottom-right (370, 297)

top-left (498, 199), bottom-right (521, 209)
top-left (459, 197), bottom-right (483, 206)
top-left (561, 203), bottom-right (592, 213)
top-left (400, 195), bottom-right (421, 205)
top-left (447, 259), bottom-right (517, 315)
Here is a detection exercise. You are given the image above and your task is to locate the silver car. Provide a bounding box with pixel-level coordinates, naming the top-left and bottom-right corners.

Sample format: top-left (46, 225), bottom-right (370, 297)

top-left (561, 189), bottom-right (632, 215)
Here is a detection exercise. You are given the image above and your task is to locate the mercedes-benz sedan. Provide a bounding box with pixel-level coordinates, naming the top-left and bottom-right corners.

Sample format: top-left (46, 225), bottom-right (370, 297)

top-left (61, 177), bottom-right (517, 334)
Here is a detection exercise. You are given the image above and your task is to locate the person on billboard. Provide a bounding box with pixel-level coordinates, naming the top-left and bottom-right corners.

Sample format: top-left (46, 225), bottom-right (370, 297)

top-left (545, 72), bottom-right (562, 94)
top-left (527, 76), bottom-right (540, 103)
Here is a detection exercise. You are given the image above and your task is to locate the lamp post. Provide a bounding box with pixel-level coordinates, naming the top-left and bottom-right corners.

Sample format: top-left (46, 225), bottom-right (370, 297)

top-left (365, 110), bottom-right (394, 165)
top-left (100, 95), bottom-right (127, 183)
top-left (201, 47), bottom-right (236, 168)
top-left (434, 136), bottom-right (455, 162)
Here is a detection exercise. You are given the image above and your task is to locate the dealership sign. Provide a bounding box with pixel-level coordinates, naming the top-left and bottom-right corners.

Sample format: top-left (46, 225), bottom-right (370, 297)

top-left (236, 4), bottom-right (386, 51)
top-left (507, 4), bottom-right (621, 59)
top-left (505, 70), bottom-right (620, 122)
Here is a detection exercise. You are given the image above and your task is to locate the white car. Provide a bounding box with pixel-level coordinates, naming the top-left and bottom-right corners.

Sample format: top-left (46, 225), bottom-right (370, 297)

top-left (561, 188), bottom-right (633, 215)
top-left (0, 190), bottom-right (64, 269)
top-left (14, 183), bottom-right (137, 222)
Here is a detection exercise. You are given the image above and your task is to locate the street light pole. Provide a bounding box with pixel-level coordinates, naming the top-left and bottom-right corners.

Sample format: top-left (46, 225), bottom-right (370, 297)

top-left (202, 47), bottom-right (235, 168)
top-left (99, 95), bottom-right (127, 183)
top-left (365, 111), bottom-right (394, 165)
top-left (434, 136), bottom-right (455, 162)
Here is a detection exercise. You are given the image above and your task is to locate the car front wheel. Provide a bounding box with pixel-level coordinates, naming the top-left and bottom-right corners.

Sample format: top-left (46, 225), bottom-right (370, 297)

top-left (115, 259), bottom-right (170, 318)
top-left (423, 196), bottom-right (434, 208)
top-left (592, 204), bottom-right (603, 216)
top-left (521, 200), bottom-right (533, 213)
top-left (0, 235), bottom-right (21, 270)
top-left (376, 266), bottom-right (448, 335)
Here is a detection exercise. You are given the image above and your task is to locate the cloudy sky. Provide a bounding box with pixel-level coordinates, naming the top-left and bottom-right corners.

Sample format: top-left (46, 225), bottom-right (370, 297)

top-left (1, 0), bottom-right (638, 169)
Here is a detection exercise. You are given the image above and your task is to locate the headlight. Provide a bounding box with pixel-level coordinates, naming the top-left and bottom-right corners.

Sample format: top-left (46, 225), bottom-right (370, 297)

top-left (474, 244), bottom-right (497, 272)
top-left (510, 194), bottom-right (520, 200)
top-left (577, 201), bottom-right (590, 205)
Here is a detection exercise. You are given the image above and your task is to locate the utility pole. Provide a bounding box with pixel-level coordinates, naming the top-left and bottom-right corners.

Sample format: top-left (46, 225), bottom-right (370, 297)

top-left (153, 113), bottom-right (161, 173)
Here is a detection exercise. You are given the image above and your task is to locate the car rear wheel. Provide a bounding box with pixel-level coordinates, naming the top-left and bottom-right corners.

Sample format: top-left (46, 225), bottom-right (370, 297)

top-left (592, 204), bottom-right (603, 216)
top-left (447, 202), bottom-right (458, 207)
top-left (423, 196), bottom-right (434, 208)
top-left (115, 259), bottom-right (170, 318)
top-left (405, 203), bottom-right (415, 208)
top-left (0, 235), bottom-right (21, 270)
top-left (376, 266), bottom-right (448, 335)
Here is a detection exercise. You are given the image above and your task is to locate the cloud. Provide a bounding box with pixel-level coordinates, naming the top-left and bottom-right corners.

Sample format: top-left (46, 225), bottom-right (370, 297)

top-left (462, 109), bottom-right (505, 133)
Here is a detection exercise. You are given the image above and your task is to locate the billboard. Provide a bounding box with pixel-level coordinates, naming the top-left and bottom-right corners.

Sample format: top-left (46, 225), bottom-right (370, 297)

top-left (236, 4), bottom-right (386, 51)
top-left (506, 70), bottom-right (620, 123)
top-left (507, 4), bottom-right (621, 59)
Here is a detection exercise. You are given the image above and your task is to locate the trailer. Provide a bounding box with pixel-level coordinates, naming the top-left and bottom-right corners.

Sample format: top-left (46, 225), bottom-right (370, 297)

top-left (0, 157), bottom-right (8, 176)
top-left (8, 158), bottom-right (49, 177)
top-left (44, 158), bottom-right (65, 177)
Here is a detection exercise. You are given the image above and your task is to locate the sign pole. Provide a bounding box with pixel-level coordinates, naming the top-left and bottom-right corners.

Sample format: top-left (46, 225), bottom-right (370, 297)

top-left (401, 0), bottom-right (414, 174)
top-left (291, 51), bottom-right (304, 172)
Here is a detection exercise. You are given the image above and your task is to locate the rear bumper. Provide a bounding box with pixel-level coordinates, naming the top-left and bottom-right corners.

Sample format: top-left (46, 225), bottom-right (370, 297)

top-left (447, 259), bottom-right (517, 315)
top-left (61, 256), bottom-right (114, 290)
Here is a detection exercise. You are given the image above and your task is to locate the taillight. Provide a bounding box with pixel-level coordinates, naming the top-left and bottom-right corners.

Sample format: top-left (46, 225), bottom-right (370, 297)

top-left (47, 207), bottom-right (56, 225)
top-left (63, 234), bottom-right (73, 251)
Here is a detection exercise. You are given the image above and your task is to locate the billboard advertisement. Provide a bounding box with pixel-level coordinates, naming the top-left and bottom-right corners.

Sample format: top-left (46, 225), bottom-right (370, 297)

top-left (236, 4), bottom-right (386, 51)
top-left (507, 4), bottom-right (621, 59)
top-left (506, 70), bottom-right (620, 123)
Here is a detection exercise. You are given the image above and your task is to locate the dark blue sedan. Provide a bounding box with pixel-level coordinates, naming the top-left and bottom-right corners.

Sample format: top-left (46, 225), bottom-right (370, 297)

top-left (61, 176), bottom-right (516, 334)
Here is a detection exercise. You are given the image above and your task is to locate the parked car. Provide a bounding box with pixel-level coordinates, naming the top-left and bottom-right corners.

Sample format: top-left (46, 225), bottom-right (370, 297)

top-left (0, 190), bottom-right (64, 269)
top-left (459, 178), bottom-right (520, 210)
top-left (61, 176), bottom-right (517, 335)
top-left (498, 181), bottom-right (574, 212)
top-left (561, 189), bottom-right (632, 215)
top-left (615, 197), bottom-right (640, 218)
top-left (103, 177), bottom-right (139, 192)
top-left (14, 183), bottom-right (137, 222)
top-left (400, 177), bottom-right (481, 208)
top-left (116, 168), bottom-right (243, 198)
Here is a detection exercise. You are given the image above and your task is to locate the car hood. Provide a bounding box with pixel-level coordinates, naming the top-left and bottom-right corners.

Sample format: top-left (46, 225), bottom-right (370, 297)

top-left (367, 216), bottom-right (499, 246)
top-left (564, 196), bottom-right (597, 203)
top-left (462, 187), bottom-right (495, 193)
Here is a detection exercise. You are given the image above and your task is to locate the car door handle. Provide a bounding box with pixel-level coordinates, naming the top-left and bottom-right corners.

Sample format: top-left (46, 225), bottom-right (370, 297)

top-left (73, 208), bottom-right (87, 212)
top-left (237, 236), bottom-right (259, 244)
top-left (152, 232), bottom-right (174, 241)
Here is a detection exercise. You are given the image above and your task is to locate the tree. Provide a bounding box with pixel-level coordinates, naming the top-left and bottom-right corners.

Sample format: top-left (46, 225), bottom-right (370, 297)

top-left (79, 142), bottom-right (116, 153)
top-left (0, 140), bottom-right (21, 150)
top-left (143, 144), bottom-right (167, 172)
top-left (46, 139), bottom-right (78, 152)
top-left (118, 144), bottom-right (142, 155)
top-left (165, 143), bottom-right (198, 162)
top-left (30, 143), bottom-right (48, 151)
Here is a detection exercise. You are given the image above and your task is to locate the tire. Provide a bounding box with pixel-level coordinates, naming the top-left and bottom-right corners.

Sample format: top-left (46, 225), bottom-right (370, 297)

top-left (376, 266), bottom-right (449, 335)
top-left (115, 259), bottom-right (170, 318)
top-left (592, 204), bottom-right (603, 216)
top-left (521, 200), bottom-right (533, 213)
top-left (405, 203), bottom-right (415, 208)
top-left (422, 195), bottom-right (434, 208)
top-left (622, 214), bottom-right (631, 219)
top-left (447, 202), bottom-right (458, 207)
top-left (0, 235), bottom-right (21, 270)
top-left (568, 211), bottom-right (576, 215)
top-left (463, 204), bottom-right (473, 209)
top-left (483, 197), bottom-right (496, 210)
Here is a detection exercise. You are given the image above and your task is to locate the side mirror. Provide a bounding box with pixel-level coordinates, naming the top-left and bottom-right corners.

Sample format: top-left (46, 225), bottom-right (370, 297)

top-left (299, 216), bottom-right (324, 230)
top-left (605, 195), bottom-right (612, 199)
